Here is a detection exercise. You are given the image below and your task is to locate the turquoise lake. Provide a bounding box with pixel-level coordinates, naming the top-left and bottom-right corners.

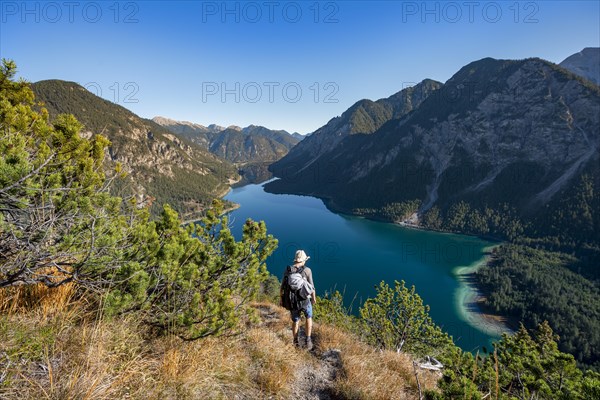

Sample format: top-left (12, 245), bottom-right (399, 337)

top-left (224, 181), bottom-right (505, 352)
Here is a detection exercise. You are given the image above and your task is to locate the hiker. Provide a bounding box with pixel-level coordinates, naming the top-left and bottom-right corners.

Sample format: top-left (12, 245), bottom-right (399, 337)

top-left (280, 249), bottom-right (316, 349)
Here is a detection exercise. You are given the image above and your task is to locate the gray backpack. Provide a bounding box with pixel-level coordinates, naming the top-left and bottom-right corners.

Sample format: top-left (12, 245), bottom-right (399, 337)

top-left (281, 266), bottom-right (314, 311)
top-left (287, 266), bottom-right (314, 300)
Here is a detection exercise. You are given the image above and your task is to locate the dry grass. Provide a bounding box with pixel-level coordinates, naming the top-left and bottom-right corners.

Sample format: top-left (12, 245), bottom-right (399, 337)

top-left (148, 335), bottom-right (258, 399)
top-left (146, 322), bottom-right (307, 399)
top-left (0, 282), bottom-right (76, 317)
top-left (0, 295), bottom-right (313, 400)
top-left (314, 324), bottom-right (440, 399)
top-left (0, 304), bottom-right (152, 400)
top-left (245, 327), bottom-right (305, 396)
top-left (0, 290), bottom-right (440, 400)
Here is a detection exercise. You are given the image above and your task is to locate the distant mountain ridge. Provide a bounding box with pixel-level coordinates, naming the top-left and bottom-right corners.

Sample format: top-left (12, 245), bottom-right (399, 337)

top-left (291, 132), bottom-right (306, 141)
top-left (267, 57), bottom-right (600, 223)
top-left (559, 47), bottom-right (600, 85)
top-left (152, 116), bottom-right (225, 137)
top-left (32, 80), bottom-right (238, 220)
top-left (154, 117), bottom-right (302, 185)
top-left (153, 117), bottom-right (301, 164)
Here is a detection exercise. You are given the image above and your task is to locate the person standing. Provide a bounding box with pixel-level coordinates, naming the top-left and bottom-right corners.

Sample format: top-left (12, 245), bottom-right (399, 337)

top-left (280, 250), bottom-right (316, 349)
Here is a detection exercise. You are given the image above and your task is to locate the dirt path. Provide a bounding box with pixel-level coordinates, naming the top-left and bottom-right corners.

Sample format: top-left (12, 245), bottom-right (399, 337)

top-left (256, 304), bottom-right (343, 400)
top-left (289, 342), bottom-right (342, 400)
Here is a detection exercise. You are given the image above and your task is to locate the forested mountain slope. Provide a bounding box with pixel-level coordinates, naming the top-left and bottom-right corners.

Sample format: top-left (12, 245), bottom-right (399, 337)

top-left (32, 80), bottom-right (238, 219)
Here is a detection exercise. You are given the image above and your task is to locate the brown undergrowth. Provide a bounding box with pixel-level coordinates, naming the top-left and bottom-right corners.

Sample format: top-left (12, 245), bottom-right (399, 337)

top-left (0, 290), bottom-right (440, 399)
top-left (315, 324), bottom-right (440, 399)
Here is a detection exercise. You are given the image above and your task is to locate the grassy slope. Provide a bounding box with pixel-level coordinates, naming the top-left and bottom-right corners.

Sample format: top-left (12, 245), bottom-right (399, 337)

top-left (0, 286), bottom-right (438, 400)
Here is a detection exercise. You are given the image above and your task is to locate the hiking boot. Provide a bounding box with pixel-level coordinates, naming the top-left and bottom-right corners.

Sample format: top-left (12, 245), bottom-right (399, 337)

top-left (305, 336), bottom-right (313, 351)
top-left (293, 336), bottom-right (300, 347)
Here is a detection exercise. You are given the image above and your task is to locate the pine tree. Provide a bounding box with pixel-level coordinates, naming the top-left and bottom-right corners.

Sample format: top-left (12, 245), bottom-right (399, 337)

top-left (359, 280), bottom-right (453, 356)
top-left (0, 60), bottom-right (277, 339)
top-left (434, 322), bottom-right (598, 399)
top-left (0, 59), bottom-right (118, 288)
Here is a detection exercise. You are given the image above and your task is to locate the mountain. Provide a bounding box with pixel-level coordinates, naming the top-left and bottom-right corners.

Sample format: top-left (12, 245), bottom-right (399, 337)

top-left (265, 58), bottom-right (600, 368)
top-left (559, 47), bottom-right (600, 86)
top-left (32, 80), bottom-right (239, 220)
top-left (266, 58), bottom-right (600, 224)
top-left (154, 117), bottom-right (300, 164)
top-left (154, 117), bottom-right (300, 184)
top-left (151, 116), bottom-right (224, 148)
top-left (269, 79), bottom-right (442, 180)
top-left (292, 132), bottom-right (306, 141)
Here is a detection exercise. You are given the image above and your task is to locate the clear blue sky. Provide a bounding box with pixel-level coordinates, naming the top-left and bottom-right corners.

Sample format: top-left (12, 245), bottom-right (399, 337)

top-left (1, 1), bottom-right (599, 134)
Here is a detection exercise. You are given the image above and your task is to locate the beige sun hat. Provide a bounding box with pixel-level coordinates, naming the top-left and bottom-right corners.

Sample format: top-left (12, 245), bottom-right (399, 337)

top-left (294, 250), bottom-right (310, 263)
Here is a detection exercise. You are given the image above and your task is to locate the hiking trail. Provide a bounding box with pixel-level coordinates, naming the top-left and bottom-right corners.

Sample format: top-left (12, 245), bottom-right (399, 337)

top-left (256, 304), bottom-right (343, 400)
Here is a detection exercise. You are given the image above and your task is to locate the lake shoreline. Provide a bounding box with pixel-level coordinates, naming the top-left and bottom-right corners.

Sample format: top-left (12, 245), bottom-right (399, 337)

top-left (180, 186), bottom-right (240, 225)
top-left (322, 197), bottom-right (514, 341)
top-left (345, 210), bottom-right (514, 341)
top-left (229, 180), bottom-right (510, 350)
top-left (453, 245), bottom-right (514, 343)
top-left (262, 182), bottom-right (513, 342)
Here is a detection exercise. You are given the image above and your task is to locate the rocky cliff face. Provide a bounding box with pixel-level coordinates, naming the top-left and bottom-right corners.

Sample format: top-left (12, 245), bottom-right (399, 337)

top-left (559, 47), bottom-right (600, 86)
top-left (32, 80), bottom-right (238, 219)
top-left (266, 58), bottom-right (600, 219)
top-left (270, 79), bottom-right (443, 176)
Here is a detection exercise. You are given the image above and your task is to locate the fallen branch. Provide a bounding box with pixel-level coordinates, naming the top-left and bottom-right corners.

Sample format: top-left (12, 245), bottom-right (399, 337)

top-left (418, 356), bottom-right (443, 371)
top-left (412, 361), bottom-right (423, 400)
